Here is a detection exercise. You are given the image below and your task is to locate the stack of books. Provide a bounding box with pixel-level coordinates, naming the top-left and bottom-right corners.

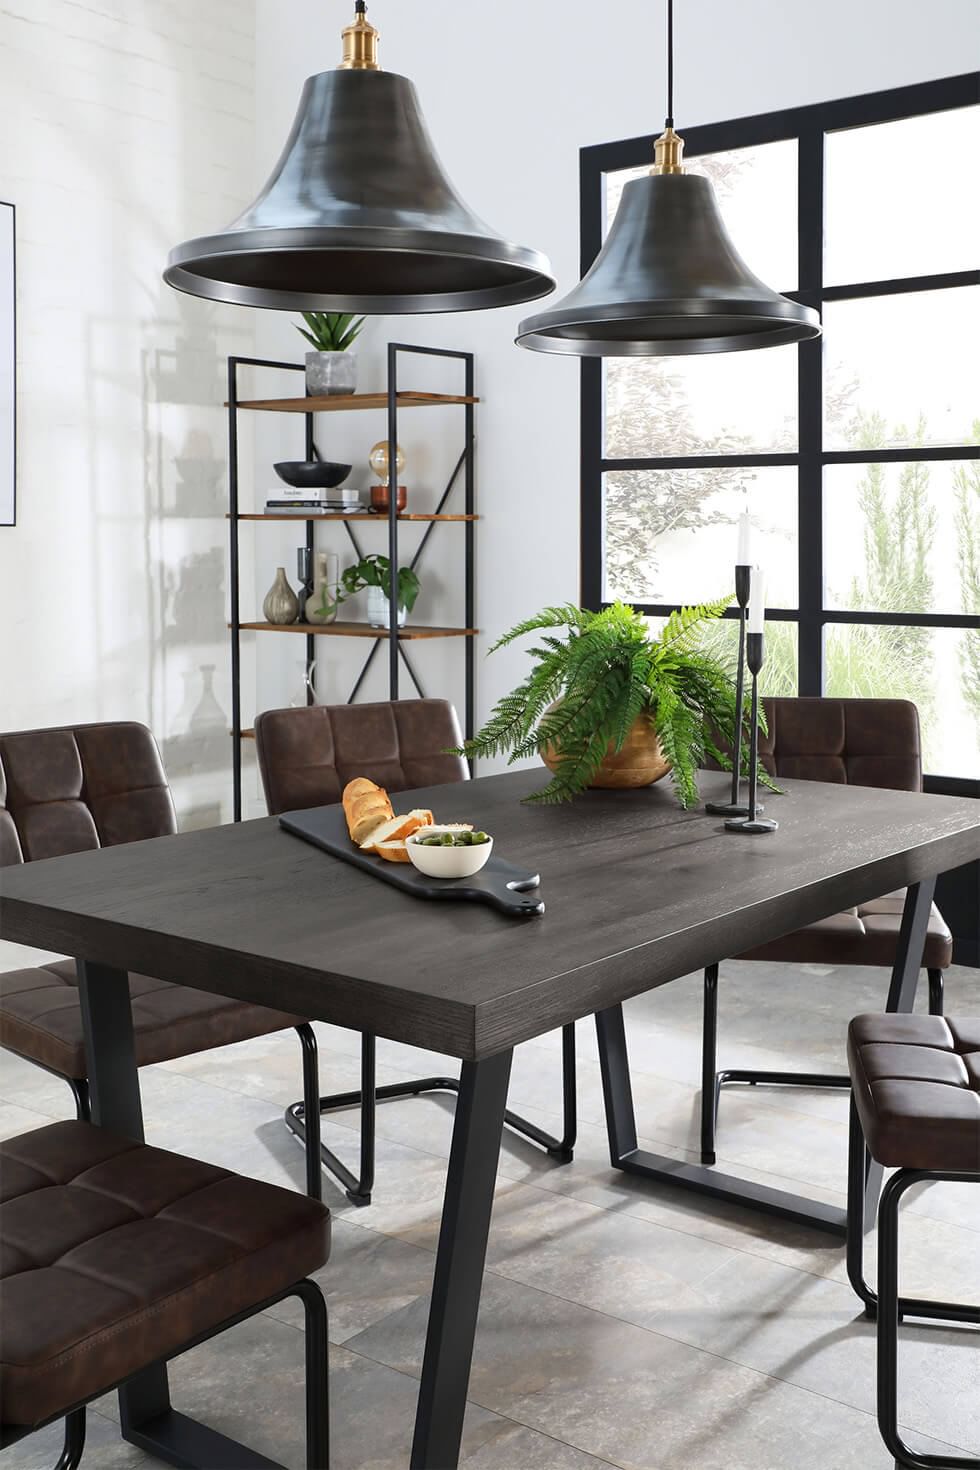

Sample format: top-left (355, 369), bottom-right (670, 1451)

top-left (264, 487), bottom-right (362, 515)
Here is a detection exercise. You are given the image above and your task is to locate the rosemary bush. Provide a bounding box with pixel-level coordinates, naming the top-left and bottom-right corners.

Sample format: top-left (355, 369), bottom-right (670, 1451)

top-left (460, 599), bottom-right (766, 806)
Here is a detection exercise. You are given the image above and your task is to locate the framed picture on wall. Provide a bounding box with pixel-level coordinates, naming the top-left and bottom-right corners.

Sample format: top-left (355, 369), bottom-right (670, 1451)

top-left (1, 201), bottom-right (14, 527)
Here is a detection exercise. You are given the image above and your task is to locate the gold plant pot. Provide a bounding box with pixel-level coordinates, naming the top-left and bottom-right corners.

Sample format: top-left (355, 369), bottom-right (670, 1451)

top-left (542, 712), bottom-right (671, 790)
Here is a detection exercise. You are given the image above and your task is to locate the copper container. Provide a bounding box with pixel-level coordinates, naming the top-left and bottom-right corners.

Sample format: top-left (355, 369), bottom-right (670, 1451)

top-left (542, 712), bottom-right (670, 790)
top-left (370, 483), bottom-right (408, 514)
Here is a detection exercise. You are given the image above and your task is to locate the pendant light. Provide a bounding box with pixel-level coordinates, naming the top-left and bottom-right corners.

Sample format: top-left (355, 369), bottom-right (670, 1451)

top-left (516, 1), bottom-right (820, 355)
top-left (164, 3), bottom-right (554, 314)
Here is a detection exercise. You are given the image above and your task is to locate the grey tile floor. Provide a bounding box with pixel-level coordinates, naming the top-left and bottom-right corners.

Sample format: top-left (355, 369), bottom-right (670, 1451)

top-left (1, 952), bottom-right (977, 1470)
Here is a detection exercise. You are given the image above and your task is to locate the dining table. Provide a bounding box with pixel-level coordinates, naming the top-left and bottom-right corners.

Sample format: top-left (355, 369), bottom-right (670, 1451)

top-left (1, 766), bottom-right (978, 1470)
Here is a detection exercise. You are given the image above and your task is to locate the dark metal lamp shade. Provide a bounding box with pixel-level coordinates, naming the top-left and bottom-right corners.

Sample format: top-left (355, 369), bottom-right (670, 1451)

top-left (164, 69), bottom-right (555, 314)
top-left (517, 171), bottom-right (820, 355)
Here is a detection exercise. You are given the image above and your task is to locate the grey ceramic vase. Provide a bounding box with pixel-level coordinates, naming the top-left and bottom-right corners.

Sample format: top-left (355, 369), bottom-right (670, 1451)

top-left (305, 551), bottom-right (340, 625)
top-left (305, 350), bottom-right (356, 396)
top-left (262, 567), bottom-right (299, 625)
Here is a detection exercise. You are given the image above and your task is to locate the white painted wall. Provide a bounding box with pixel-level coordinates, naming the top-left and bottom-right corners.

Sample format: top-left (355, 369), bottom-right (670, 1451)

top-left (249, 0), bottom-right (980, 795)
top-left (0, 0), bottom-right (256, 829)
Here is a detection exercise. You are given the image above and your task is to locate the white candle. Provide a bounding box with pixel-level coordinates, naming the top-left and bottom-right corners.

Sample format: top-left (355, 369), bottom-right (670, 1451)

top-left (747, 567), bottom-right (767, 633)
top-left (736, 511), bottom-right (753, 567)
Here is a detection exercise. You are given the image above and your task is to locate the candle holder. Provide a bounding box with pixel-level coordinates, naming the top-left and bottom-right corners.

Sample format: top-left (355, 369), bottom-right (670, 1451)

top-left (705, 564), bottom-right (763, 817)
top-left (725, 631), bottom-right (778, 834)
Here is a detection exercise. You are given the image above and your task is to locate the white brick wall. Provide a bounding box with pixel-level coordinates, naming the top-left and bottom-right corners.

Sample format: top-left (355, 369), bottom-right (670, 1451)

top-left (0, 0), bottom-right (256, 827)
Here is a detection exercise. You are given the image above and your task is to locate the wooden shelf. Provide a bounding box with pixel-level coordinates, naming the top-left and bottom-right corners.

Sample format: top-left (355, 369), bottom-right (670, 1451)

top-left (239, 729), bottom-right (256, 740)
top-left (230, 512), bottom-right (478, 523)
top-left (227, 391), bottom-right (479, 414)
top-left (235, 621), bottom-right (478, 640)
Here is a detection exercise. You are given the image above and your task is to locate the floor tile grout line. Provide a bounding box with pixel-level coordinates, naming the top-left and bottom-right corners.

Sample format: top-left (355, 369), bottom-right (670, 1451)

top-left (454, 1269), bottom-right (980, 1458)
top-left (332, 1338), bottom-right (632, 1470)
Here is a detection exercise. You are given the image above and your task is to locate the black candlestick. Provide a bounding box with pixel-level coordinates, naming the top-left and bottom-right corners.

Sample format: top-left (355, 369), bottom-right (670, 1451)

top-left (725, 631), bottom-right (778, 834)
top-left (706, 564), bottom-right (762, 817)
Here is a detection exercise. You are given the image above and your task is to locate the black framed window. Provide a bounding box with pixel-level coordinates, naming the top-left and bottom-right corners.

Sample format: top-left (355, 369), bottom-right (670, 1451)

top-left (580, 74), bottom-right (980, 790)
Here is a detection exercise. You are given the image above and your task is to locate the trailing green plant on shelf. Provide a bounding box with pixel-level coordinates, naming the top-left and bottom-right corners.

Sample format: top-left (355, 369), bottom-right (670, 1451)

top-left (315, 554), bottom-right (421, 618)
top-left (295, 311), bottom-right (366, 353)
top-left (458, 599), bottom-right (776, 807)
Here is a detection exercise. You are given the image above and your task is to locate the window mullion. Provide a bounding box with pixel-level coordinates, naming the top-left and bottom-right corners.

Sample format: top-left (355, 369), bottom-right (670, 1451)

top-left (797, 123), bottom-right (825, 695)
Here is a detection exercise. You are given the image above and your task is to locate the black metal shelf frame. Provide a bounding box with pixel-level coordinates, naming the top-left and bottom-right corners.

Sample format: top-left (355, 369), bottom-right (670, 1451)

top-left (227, 344), bottom-right (476, 821)
top-left (579, 73), bottom-right (980, 962)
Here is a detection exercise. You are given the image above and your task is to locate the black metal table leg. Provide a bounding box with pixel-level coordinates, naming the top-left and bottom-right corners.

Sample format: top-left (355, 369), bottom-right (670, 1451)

top-left (411, 1049), bottom-right (513, 1470)
top-left (597, 881), bottom-right (940, 1238)
top-left (75, 960), bottom-right (302, 1470)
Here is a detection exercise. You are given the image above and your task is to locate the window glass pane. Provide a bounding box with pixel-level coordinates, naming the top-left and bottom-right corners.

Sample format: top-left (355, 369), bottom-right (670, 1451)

top-left (645, 616), bottom-right (798, 697)
top-left (603, 140), bottom-right (798, 458)
top-left (825, 106), bottom-right (980, 286)
top-left (604, 351), bottom-right (797, 457)
top-left (824, 624), bottom-right (980, 778)
top-left (824, 458), bottom-right (980, 615)
top-left (604, 467), bottom-right (798, 607)
top-left (823, 289), bottom-right (980, 450)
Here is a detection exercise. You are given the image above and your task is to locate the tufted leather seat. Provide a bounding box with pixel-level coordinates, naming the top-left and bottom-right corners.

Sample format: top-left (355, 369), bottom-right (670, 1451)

top-left (847, 1014), bottom-right (980, 1171)
top-left (0, 1120), bottom-right (331, 1428)
top-left (255, 699), bottom-right (467, 817)
top-left (729, 698), bottom-right (952, 968)
top-left (0, 722), bottom-right (304, 1087)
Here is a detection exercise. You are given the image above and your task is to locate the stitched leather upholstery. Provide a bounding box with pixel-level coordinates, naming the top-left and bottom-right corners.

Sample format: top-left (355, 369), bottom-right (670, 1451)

top-left (255, 699), bottom-right (467, 816)
top-left (729, 698), bottom-right (952, 969)
top-left (847, 1014), bottom-right (980, 1170)
top-left (0, 1120), bottom-right (331, 1427)
top-left (0, 722), bottom-right (304, 1081)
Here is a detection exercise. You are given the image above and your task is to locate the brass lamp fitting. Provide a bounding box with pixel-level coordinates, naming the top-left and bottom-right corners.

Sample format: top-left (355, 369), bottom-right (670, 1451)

top-left (339, 1), bottom-right (380, 70)
top-left (651, 126), bottom-right (685, 175)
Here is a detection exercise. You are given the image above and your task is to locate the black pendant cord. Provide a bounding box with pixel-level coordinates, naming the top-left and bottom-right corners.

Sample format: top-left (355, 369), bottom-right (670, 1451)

top-left (665, 0), bottom-right (674, 128)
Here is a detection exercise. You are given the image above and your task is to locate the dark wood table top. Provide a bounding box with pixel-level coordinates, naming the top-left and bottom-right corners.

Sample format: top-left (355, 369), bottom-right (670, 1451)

top-left (1, 769), bottom-right (977, 1059)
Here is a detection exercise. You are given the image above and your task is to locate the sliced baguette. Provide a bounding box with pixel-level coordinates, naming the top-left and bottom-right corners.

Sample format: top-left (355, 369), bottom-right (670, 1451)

top-left (375, 838), bottom-right (410, 863)
top-left (342, 777), bottom-right (380, 810)
top-left (350, 801), bottom-right (394, 846)
top-left (360, 809), bottom-right (434, 852)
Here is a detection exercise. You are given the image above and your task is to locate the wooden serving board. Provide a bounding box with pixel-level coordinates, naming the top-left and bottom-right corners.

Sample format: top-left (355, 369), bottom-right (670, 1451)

top-left (279, 805), bottom-right (545, 917)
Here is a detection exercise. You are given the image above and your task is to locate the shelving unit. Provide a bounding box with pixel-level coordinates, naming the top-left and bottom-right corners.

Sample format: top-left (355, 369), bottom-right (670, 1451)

top-left (226, 344), bottom-right (477, 821)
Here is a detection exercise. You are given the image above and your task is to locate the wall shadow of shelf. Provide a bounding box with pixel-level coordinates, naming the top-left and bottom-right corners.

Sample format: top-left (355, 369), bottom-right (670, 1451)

top-left (227, 346), bottom-right (477, 821)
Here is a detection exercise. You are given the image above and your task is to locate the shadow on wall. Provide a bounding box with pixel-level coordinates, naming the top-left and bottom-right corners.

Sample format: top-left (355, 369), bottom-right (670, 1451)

top-left (141, 286), bottom-right (250, 826)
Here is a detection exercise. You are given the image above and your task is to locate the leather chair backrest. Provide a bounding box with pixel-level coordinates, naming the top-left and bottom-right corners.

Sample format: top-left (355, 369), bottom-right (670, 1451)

top-left (755, 698), bottom-right (922, 792)
top-left (0, 722), bottom-right (177, 865)
top-left (255, 700), bottom-right (468, 815)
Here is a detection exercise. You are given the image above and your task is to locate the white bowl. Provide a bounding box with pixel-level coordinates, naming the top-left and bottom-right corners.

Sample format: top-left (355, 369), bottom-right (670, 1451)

top-left (406, 827), bottom-right (493, 879)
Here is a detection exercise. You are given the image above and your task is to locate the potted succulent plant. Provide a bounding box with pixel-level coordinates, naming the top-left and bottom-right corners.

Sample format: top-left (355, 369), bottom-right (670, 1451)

top-left (312, 553), bottom-right (421, 628)
top-left (296, 311), bottom-right (366, 396)
top-left (459, 598), bottom-right (774, 806)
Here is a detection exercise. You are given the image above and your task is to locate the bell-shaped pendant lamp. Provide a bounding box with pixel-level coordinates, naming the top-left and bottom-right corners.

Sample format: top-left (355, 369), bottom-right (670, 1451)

top-left (164, 3), bottom-right (554, 313)
top-left (517, 3), bottom-right (819, 355)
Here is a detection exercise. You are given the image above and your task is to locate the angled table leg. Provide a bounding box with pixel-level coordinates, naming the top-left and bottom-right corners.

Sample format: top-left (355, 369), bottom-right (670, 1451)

top-left (411, 1049), bottom-right (513, 1470)
top-left (595, 878), bottom-right (938, 1239)
top-left (76, 960), bottom-right (298, 1470)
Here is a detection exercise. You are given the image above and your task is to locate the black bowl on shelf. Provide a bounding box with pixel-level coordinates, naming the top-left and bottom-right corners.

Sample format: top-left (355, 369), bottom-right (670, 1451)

top-left (274, 460), bottom-right (352, 489)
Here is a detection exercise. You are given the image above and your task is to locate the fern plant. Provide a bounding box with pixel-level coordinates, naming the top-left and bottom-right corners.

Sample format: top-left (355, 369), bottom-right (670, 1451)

top-left (460, 599), bottom-right (770, 807)
top-left (295, 311), bottom-right (365, 353)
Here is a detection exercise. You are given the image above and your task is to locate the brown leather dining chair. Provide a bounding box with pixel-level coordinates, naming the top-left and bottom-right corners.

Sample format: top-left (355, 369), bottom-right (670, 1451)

top-left (255, 697), bottom-right (577, 1205)
top-left (0, 721), bottom-right (326, 1199)
top-left (700, 697), bottom-right (952, 1164)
